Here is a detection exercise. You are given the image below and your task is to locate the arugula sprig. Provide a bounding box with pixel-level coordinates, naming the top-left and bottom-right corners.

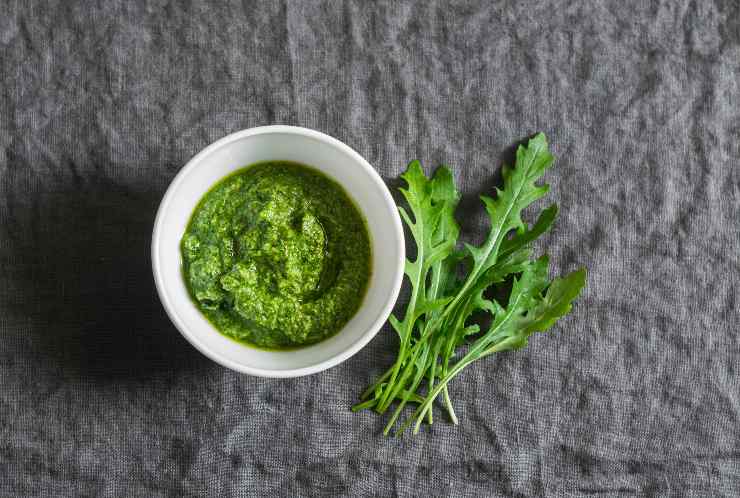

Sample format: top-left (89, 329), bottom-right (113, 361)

top-left (353, 133), bottom-right (587, 435)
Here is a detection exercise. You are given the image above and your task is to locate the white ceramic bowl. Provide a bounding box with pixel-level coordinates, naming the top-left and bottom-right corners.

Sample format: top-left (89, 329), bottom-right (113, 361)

top-left (152, 126), bottom-right (404, 377)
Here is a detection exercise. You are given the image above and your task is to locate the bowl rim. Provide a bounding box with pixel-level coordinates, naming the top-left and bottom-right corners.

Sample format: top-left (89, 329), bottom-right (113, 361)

top-left (151, 125), bottom-right (405, 377)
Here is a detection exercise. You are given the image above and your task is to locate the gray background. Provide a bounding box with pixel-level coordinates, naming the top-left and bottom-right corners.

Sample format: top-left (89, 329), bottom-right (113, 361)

top-left (1, 1), bottom-right (739, 497)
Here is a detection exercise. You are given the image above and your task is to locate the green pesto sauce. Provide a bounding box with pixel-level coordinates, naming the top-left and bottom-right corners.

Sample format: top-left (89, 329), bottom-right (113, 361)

top-left (181, 161), bottom-right (372, 350)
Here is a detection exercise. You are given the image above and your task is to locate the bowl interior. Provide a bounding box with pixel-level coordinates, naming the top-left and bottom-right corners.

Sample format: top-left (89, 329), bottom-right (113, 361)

top-left (153, 128), bottom-right (403, 376)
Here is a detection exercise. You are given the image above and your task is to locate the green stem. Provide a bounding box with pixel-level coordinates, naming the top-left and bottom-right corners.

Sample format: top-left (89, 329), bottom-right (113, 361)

top-left (380, 336), bottom-right (410, 410)
top-left (435, 292), bottom-right (470, 423)
top-left (377, 301), bottom-right (455, 413)
top-left (443, 386), bottom-right (458, 425)
top-left (410, 359), bottom-right (471, 434)
top-left (378, 328), bottom-right (430, 413)
top-left (383, 343), bottom-right (435, 433)
top-left (425, 338), bottom-right (443, 426)
top-left (383, 371), bottom-right (426, 436)
top-left (439, 334), bottom-right (459, 423)
top-left (351, 399), bottom-right (377, 412)
top-left (426, 354), bottom-right (437, 425)
top-left (409, 336), bottom-right (517, 434)
top-left (360, 366), bottom-right (392, 400)
top-left (396, 357), bottom-right (472, 436)
top-left (378, 332), bottom-right (425, 412)
top-left (401, 305), bottom-right (523, 435)
top-left (354, 387), bottom-right (426, 414)
top-left (379, 275), bottom-right (425, 409)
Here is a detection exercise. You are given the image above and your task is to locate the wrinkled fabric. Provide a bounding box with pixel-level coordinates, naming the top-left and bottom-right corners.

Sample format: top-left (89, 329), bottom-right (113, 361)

top-left (1, 1), bottom-right (739, 497)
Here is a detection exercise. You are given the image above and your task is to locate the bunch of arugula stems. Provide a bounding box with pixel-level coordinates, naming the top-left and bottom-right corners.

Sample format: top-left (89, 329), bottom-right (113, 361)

top-left (353, 133), bottom-right (586, 436)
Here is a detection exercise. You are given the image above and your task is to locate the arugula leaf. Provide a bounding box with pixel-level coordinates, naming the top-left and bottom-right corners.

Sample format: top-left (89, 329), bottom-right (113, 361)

top-left (426, 166), bottom-right (461, 310)
top-left (403, 261), bottom-right (586, 435)
top-left (357, 163), bottom-right (459, 413)
top-left (449, 133), bottom-right (554, 315)
top-left (354, 133), bottom-right (587, 436)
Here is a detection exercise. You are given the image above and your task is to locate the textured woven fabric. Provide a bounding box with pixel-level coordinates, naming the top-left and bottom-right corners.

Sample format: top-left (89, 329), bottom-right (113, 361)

top-left (1, 1), bottom-right (739, 496)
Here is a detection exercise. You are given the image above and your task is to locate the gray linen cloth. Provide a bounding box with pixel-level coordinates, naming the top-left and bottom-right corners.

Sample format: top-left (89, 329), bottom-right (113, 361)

top-left (1, 1), bottom-right (739, 496)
